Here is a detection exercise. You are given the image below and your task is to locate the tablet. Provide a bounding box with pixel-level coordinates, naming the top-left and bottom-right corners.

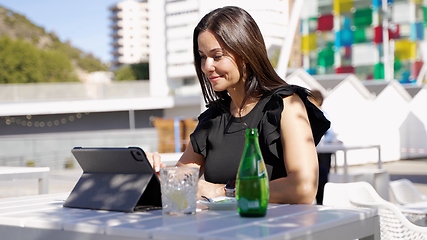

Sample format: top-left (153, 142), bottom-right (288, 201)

top-left (63, 147), bottom-right (162, 212)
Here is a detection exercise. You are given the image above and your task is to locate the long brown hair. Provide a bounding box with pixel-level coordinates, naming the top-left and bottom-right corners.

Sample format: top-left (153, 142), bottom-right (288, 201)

top-left (193, 6), bottom-right (288, 109)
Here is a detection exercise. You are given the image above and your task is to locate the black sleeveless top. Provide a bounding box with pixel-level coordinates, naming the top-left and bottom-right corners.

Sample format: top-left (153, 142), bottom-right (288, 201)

top-left (190, 85), bottom-right (330, 184)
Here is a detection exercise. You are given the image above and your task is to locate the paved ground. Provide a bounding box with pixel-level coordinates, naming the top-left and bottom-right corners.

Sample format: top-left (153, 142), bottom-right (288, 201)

top-left (352, 158), bottom-right (427, 197)
top-left (1, 158), bottom-right (427, 202)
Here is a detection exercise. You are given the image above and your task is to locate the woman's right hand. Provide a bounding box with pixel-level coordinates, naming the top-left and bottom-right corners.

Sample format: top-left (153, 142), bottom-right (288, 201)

top-left (197, 179), bottom-right (226, 200)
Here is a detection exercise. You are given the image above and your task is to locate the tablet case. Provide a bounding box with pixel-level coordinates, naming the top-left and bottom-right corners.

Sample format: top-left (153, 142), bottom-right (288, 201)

top-left (63, 147), bottom-right (162, 212)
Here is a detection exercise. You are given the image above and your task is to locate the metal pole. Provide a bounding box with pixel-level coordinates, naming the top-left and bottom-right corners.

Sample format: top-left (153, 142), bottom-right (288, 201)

top-left (276, 0), bottom-right (304, 78)
top-left (382, 0), bottom-right (392, 81)
top-left (416, 42), bottom-right (427, 85)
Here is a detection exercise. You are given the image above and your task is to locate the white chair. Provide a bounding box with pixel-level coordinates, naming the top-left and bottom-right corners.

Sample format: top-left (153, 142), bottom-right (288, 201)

top-left (351, 199), bottom-right (427, 239)
top-left (324, 181), bottom-right (427, 239)
top-left (323, 181), bottom-right (386, 208)
top-left (389, 178), bottom-right (427, 205)
top-left (329, 168), bottom-right (390, 200)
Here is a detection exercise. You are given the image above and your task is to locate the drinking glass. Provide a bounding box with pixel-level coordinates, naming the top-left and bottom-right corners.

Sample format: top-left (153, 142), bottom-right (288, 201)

top-left (160, 166), bottom-right (199, 215)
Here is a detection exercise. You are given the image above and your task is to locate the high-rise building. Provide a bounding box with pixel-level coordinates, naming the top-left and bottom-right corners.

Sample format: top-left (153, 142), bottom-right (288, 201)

top-left (109, 0), bottom-right (150, 69)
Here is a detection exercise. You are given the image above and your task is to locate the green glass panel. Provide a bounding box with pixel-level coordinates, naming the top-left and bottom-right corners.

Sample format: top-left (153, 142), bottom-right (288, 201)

top-left (424, 7), bottom-right (427, 24)
top-left (374, 63), bottom-right (384, 80)
top-left (354, 28), bottom-right (367, 43)
top-left (394, 60), bottom-right (402, 72)
top-left (317, 44), bottom-right (334, 67)
top-left (354, 8), bottom-right (372, 28)
top-left (317, 55), bottom-right (334, 67)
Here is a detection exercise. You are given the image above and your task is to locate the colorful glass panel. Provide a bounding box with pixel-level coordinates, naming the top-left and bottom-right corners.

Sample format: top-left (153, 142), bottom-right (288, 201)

top-left (354, 8), bottom-right (373, 27)
top-left (317, 14), bottom-right (334, 31)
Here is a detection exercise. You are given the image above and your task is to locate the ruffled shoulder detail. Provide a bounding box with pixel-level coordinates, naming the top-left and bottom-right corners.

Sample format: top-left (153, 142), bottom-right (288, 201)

top-left (259, 85), bottom-right (330, 152)
top-left (190, 100), bottom-right (227, 158)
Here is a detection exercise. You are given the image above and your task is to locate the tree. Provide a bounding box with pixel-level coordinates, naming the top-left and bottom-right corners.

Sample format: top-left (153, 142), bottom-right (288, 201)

top-left (131, 62), bottom-right (149, 80)
top-left (0, 36), bottom-right (44, 83)
top-left (0, 6), bottom-right (108, 81)
top-left (76, 53), bottom-right (109, 72)
top-left (40, 49), bottom-right (78, 82)
top-left (114, 62), bottom-right (149, 81)
top-left (51, 41), bottom-right (108, 72)
top-left (0, 36), bottom-right (78, 83)
top-left (114, 64), bottom-right (136, 81)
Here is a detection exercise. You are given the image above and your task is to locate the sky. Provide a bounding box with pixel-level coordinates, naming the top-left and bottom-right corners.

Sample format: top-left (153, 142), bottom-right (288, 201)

top-left (0, 0), bottom-right (120, 63)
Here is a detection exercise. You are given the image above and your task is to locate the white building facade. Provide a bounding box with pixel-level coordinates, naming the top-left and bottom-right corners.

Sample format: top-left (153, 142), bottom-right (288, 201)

top-left (109, 0), bottom-right (150, 69)
top-left (149, 0), bottom-right (291, 96)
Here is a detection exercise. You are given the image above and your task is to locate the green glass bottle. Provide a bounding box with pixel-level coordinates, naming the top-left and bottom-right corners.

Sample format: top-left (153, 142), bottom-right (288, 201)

top-left (236, 128), bottom-right (269, 217)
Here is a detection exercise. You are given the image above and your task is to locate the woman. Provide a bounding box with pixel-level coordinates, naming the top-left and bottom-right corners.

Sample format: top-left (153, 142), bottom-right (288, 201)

top-left (150, 6), bottom-right (330, 204)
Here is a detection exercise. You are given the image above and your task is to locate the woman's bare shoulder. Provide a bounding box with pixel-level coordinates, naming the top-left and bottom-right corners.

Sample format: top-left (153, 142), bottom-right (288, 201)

top-left (281, 93), bottom-right (306, 112)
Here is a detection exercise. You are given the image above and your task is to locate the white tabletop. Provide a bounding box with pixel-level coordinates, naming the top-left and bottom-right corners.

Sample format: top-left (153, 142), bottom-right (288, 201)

top-left (0, 166), bottom-right (50, 194)
top-left (316, 143), bottom-right (380, 152)
top-left (0, 193), bottom-right (379, 240)
top-left (0, 166), bottom-right (50, 174)
top-left (316, 144), bottom-right (382, 182)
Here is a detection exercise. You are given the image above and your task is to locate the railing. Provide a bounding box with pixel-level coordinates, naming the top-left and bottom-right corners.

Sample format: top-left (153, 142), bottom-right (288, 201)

top-left (0, 151), bottom-right (71, 169)
top-left (0, 128), bottom-right (158, 170)
top-left (0, 81), bottom-right (152, 103)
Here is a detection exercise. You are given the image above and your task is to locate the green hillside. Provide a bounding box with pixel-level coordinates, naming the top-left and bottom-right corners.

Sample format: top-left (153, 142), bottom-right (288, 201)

top-left (0, 6), bottom-right (109, 83)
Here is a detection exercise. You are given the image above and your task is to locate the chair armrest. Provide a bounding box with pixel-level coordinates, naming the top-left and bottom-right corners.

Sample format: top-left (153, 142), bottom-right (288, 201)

top-left (350, 199), bottom-right (427, 233)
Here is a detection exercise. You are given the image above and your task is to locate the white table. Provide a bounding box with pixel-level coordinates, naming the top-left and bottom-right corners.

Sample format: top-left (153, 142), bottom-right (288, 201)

top-left (0, 166), bottom-right (50, 194)
top-left (0, 193), bottom-right (379, 240)
top-left (317, 144), bottom-right (382, 182)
